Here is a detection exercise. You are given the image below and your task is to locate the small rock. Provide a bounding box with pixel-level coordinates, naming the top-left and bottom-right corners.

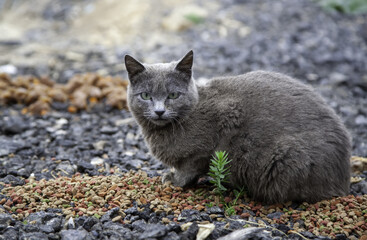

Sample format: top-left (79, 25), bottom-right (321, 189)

top-left (82, 217), bottom-right (98, 231)
top-left (55, 161), bottom-right (77, 176)
top-left (0, 214), bottom-right (15, 225)
top-left (138, 224), bottom-right (168, 239)
top-left (0, 139), bottom-right (29, 156)
top-left (100, 207), bottom-right (120, 223)
top-left (115, 117), bottom-right (135, 126)
top-left (112, 215), bottom-right (122, 222)
top-left (93, 140), bottom-right (107, 150)
top-left (0, 64), bottom-right (17, 75)
top-left (125, 159), bottom-right (144, 169)
top-left (102, 222), bottom-right (132, 238)
top-left (355, 115), bottom-right (367, 125)
top-left (162, 231), bottom-right (181, 240)
top-left (301, 231), bottom-right (316, 238)
top-left (22, 224), bottom-right (40, 233)
top-left (46, 217), bottom-right (63, 232)
top-left (2, 227), bottom-right (19, 240)
top-left (276, 223), bottom-right (291, 234)
top-left (25, 212), bottom-right (58, 225)
top-left (100, 126), bottom-right (118, 134)
top-left (351, 180), bottom-right (367, 195)
top-left (206, 206), bottom-right (224, 215)
top-left (0, 175), bottom-right (25, 186)
top-left (2, 116), bottom-right (29, 135)
top-left (267, 212), bottom-right (284, 219)
top-left (218, 227), bottom-right (273, 240)
top-left (90, 157), bottom-right (104, 165)
top-left (60, 229), bottom-right (89, 240)
top-left (77, 161), bottom-right (95, 172)
top-left (125, 206), bottom-right (139, 215)
top-left (125, 132), bottom-right (137, 145)
top-left (19, 232), bottom-right (49, 240)
top-left (180, 222), bottom-right (199, 240)
top-left (131, 219), bottom-right (148, 232)
top-left (39, 224), bottom-right (54, 233)
top-left (66, 217), bottom-right (75, 229)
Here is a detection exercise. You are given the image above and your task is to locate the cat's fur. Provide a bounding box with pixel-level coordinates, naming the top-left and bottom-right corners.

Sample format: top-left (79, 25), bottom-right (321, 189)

top-left (124, 50), bottom-right (351, 204)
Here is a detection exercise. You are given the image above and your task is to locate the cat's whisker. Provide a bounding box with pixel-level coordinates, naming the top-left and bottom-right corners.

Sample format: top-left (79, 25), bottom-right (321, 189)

top-left (173, 117), bottom-right (185, 133)
top-left (168, 119), bottom-right (176, 136)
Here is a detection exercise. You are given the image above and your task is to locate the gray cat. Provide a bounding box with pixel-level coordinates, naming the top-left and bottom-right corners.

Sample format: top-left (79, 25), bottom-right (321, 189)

top-left (124, 50), bottom-right (351, 204)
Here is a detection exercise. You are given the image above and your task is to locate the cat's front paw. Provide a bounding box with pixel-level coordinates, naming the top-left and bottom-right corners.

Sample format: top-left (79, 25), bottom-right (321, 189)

top-left (162, 172), bottom-right (175, 184)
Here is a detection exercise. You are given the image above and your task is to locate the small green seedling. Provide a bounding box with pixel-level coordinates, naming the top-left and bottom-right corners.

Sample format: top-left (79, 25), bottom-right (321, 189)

top-left (208, 151), bottom-right (232, 196)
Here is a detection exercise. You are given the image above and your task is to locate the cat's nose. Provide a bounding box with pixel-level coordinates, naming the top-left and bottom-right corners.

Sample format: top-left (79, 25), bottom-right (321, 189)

top-left (155, 110), bottom-right (165, 117)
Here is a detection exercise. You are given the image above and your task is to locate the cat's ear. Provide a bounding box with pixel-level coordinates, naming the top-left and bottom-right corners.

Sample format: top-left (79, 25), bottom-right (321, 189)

top-left (175, 50), bottom-right (193, 77)
top-left (125, 55), bottom-right (146, 80)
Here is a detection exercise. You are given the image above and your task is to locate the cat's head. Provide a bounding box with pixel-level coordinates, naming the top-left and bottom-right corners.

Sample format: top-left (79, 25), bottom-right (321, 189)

top-left (125, 50), bottom-right (199, 127)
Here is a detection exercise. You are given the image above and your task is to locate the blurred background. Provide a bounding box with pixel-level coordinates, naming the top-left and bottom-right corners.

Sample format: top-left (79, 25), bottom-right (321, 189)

top-left (0, 0), bottom-right (366, 156)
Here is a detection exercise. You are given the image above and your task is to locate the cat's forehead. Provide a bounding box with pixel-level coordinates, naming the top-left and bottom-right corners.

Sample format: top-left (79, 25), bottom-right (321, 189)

top-left (144, 62), bottom-right (177, 72)
top-left (130, 61), bottom-right (188, 92)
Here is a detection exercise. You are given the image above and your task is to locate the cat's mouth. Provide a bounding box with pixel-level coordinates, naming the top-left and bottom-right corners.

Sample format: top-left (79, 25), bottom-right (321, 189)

top-left (150, 117), bottom-right (170, 126)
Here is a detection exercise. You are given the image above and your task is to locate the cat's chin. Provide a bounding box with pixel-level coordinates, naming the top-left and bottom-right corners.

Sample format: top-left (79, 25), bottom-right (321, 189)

top-left (150, 119), bottom-right (171, 126)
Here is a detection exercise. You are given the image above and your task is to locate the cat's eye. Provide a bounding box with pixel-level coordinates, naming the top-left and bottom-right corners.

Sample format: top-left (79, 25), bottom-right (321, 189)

top-left (168, 92), bottom-right (180, 99)
top-left (140, 92), bottom-right (152, 100)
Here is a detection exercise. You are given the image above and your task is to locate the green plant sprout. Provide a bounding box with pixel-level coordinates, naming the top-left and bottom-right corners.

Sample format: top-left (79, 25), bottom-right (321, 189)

top-left (225, 187), bottom-right (245, 216)
top-left (316, 0), bottom-right (367, 14)
top-left (208, 151), bottom-right (247, 216)
top-left (184, 13), bottom-right (205, 24)
top-left (208, 151), bottom-right (232, 196)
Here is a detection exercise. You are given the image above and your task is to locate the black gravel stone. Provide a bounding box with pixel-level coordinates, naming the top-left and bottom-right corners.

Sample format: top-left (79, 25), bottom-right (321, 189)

top-left (300, 231), bottom-right (316, 238)
top-left (166, 222), bottom-right (181, 233)
top-left (179, 222), bottom-right (199, 240)
top-left (0, 214), bottom-right (15, 225)
top-left (100, 126), bottom-right (119, 135)
top-left (314, 236), bottom-right (333, 240)
top-left (1, 227), bottom-right (19, 240)
top-left (199, 212), bottom-right (211, 222)
top-left (267, 212), bottom-right (284, 219)
top-left (91, 221), bottom-right (103, 230)
top-left (206, 206), bottom-right (224, 215)
top-left (131, 219), bottom-right (148, 232)
top-left (60, 229), bottom-right (90, 240)
top-left (100, 207), bottom-right (120, 223)
top-left (0, 168), bottom-right (7, 178)
top-left (130, 215), bottom-right (140, 222)
top-left (82, 217), bottom-right (99, 231)
top-left (46, 208), bottom-right (63, 214)
top-left (162, 231), bottom-right (181, 240)
top-left (76, 161), bottom-right (95, 173)
top-left (19, 232), bottom-right (49, 240)
top-left (22, 224), bottom-right (40, 233)
top-left (1, 116), bottom-right (29, 135)
top-left (275, 223), bottom-right (291, 234)
top-left (138, 223), bottom-right (168, 239)
top-left (0, 139), bottom-right (30, 156)
top-left (334, 233), bottom-right (349, 239)
top-left (46, 217), bottom-right (63, 232)
top-left (0, 224), bottom-right (6, 232)
top-left (125, 206), bottom-right (139, 215)
top-left (350, 180), bottom-right (367, 195)
top-left (138, 206), bottom-right (152, 221)
top-left (25, 212), bottom-right (59, 225)
top-left (102, 222), bottom-right (134, 239)
top-left (39, 224), bottom-right (54, 233)
top-left (0, 175), bottom-right (25, 186)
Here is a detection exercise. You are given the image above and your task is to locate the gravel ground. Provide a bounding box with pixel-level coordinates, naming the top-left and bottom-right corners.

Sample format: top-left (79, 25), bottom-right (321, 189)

top-left (1, 0), bottom-right (367, 239)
